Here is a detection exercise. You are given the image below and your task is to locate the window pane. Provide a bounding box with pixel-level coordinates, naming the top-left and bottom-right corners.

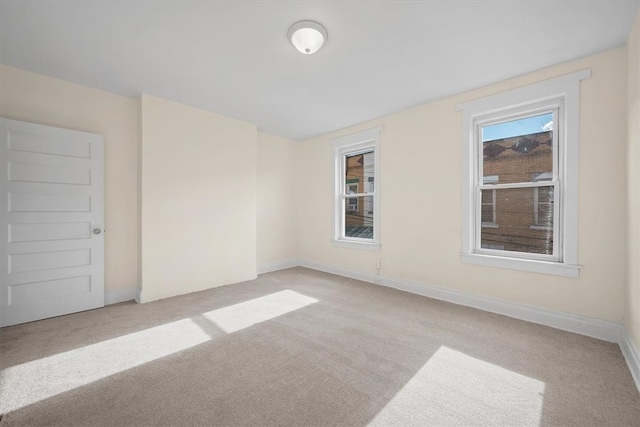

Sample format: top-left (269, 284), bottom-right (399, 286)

top-left (537, 205), bottom-right (553, 227)
top-left (535, 187), bottom-right (554, 227)
top-left (345, 196), bottom-right (373, 239)
top-left (345, 151), bottom-right (374, 194)
top-left (481, 205), bottom-right (494, 224)
top-left (481, 187), bottom-right (553, 255)
top-left (482, 113), bottom-right (553, 184)
top-left (538, 186), bottom-right (553, 199)
top-left (481, 208), bottom-right (494, 223)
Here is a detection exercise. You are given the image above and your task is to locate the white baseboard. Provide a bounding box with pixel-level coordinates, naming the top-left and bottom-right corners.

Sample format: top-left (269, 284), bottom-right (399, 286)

top-left (620, 328), bottom-right (640, 392)
top-left (105, 286), bottom-right (138, 305)
top-left (256, 257), bottom-right (638, 391)
top-left (383, 275), bottom-right (623, 343)
top-left (257, 258), bottom-right (300, 275)
top-left (298, 258), bottom-right (622, 343)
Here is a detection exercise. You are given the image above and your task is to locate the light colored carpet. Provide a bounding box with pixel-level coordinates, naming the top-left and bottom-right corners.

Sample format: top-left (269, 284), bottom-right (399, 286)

top-left (0, 267), bottom-right (638, 426)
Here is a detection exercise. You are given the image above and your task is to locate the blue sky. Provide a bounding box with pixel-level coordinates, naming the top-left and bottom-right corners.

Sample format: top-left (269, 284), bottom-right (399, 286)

top-left (482, 113), bottom-right (553, 142)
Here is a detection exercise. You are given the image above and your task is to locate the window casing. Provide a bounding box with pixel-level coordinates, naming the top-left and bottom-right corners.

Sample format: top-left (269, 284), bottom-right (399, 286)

top-left (331, 126), bottom-right (382, 251)
top-left (457, 70), bottom-right (589, 278)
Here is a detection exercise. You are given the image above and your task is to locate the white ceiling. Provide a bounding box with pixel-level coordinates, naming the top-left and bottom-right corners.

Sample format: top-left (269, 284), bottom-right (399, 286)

top-left (1, 1), bottom-right (638, 140)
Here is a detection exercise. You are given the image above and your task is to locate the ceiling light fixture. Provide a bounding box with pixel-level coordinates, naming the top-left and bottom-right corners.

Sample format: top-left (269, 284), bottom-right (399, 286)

top-left (288, 20), bottom-right (328, 55)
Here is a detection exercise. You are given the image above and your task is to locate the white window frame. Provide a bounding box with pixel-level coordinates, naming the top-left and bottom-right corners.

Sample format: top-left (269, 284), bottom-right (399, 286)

top-left (475, 104), bottom-right (561, 261)
top-left (457, 70), bottom-right (589, 278)
top-left (330, 126), bottom-right (382, 251)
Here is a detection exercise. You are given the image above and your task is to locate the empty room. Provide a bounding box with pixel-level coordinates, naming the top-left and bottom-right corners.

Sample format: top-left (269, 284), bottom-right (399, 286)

top-left (1, 1), bottom-right (640, 426)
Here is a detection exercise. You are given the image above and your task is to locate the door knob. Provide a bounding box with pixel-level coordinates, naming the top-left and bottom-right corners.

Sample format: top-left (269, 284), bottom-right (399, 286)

top-left (93, 228), bottom-right (102, 235)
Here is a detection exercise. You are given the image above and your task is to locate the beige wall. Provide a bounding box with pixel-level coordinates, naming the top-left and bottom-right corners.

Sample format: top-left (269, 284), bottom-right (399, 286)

top-left (0, 65), bottom-right (138, 294)
top-left (257, 132), bottom-right (298, 265)
top-left (627, 13), bottom-right (640, 350)
top-left (0, 65), bottom-right (300, 303)
top-left (0, 44), bottom-right (634, 325)
top-left (298, 48), bottom-right (628, 323)
top-left (138, 94), bottom-right (257, 303)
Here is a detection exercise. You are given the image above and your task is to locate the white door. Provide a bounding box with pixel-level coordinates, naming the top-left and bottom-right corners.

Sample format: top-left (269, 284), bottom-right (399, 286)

top-left (0, 118), bottom-right (104, 327)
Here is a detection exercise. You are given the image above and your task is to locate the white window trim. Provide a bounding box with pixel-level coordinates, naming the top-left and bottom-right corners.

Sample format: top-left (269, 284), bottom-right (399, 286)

top-left (457, 69), bottom-right (589, 278)
top-left (330, 126), bottom-right (382, 251)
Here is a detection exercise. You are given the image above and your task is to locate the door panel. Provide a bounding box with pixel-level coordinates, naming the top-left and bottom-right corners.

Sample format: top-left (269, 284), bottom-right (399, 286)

top-left (9, 193), bottom-right (91, 212)
top-left (8, 129), bottom-right (92, 158)
top-left (9, 222), bottom-right (92, 243)
top-left (1, 118), bottom-right (104, 327)
top-left (9, 276), bottom-right (91, 304)
top-left (9, 249), bottom-right (91, 273)
top-left (9, 161), bottom-right (91, 185)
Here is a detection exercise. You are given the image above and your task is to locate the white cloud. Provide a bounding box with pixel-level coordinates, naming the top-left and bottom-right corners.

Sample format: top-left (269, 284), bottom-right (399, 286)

top-left (542, 120), bottom-right (553, 131)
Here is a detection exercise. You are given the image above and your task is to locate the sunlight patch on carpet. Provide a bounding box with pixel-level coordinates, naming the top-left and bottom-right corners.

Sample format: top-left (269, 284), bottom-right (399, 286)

top-left (0, 290), bottom-right (319, 414)
top-left (202, 289), bottom-right (318, 333)
top-left (370, 346), bottom-right (546, 427)
top-left (0, 318), bottom-right (213, 413)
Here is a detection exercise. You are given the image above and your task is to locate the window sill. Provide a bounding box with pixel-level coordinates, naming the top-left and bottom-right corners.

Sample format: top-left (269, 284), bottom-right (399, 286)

top-left (332, 239), bottom-right (381, 252)
top-left (460, 253), bottom-right (580, 278)
top-left (481, 223), bottom-right (499, 229)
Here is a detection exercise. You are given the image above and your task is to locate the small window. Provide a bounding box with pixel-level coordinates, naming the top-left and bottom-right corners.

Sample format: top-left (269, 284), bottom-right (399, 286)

top-left (331, 127), bottom-right (382, 251)
top-left (532, 173), bottom-right (553, 230)
top-left (481, 175), bottom-right (498, 228)
top-left (457, 70), bottom-right (589, 277)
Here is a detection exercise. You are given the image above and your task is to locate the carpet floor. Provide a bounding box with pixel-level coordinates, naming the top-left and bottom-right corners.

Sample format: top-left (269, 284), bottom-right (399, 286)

top-left (0, 267), bottom-right (638, 426)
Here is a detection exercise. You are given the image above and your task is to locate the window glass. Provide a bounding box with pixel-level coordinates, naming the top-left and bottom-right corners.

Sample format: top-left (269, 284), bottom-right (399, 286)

top-left (481, 189), bottom-right (495, 224)
top-left (345, 151), bottom-right (374, 194)
top-left (534, 187), bottom-right (554, 227)
top-left (478, 111), bottom-right (556, 257)
top-left (344, 151), bottom-right (375, 240)
top-left (482, 113), bottom-right (553, 185)
top-left (481, 187), bottom-right (553, 255)
top-left (345, 196), bottom-right (373, 239)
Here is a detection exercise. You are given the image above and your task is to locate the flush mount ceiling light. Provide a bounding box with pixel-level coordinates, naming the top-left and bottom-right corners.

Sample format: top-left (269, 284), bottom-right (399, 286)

top-left (288, 20), bottom-right (328, 55)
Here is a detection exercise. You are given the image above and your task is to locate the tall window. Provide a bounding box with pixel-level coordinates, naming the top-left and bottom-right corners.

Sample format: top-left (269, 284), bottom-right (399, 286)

top-left (331, 126), bottom-right (382, 251)
top-left (478, 109), bottom-right (558, 257)
top-left (458, 70), bottom-right (589, 277)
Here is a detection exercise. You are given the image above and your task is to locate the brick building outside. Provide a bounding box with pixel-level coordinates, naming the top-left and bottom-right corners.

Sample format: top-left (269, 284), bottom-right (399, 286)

top-left (481, 130), bottom-right (554, 255)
